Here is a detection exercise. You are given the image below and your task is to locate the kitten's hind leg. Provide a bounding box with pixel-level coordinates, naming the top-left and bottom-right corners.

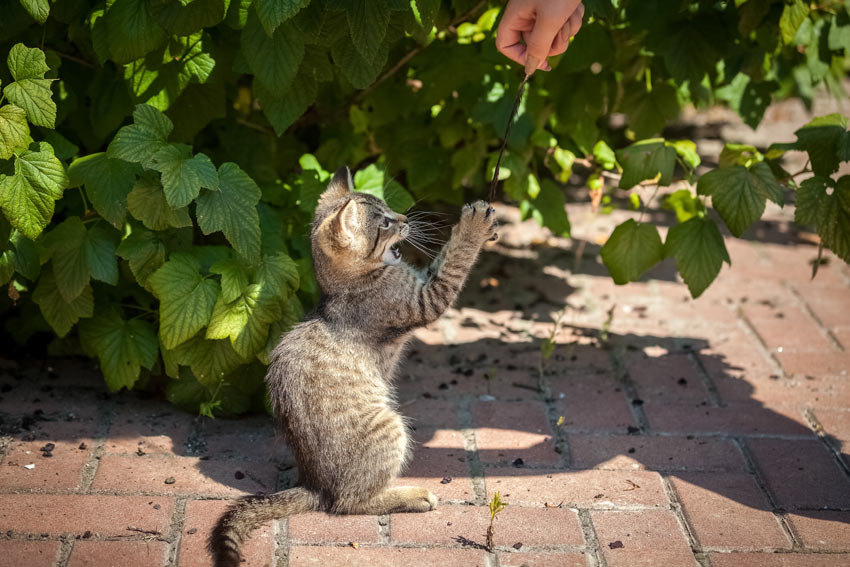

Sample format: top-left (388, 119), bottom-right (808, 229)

top-left (351, 486), bottom-right (438, 515)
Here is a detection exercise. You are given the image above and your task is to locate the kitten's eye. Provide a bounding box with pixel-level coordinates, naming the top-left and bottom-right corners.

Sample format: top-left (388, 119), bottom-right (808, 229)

top-left (381, 217), bottom-right (392, 229)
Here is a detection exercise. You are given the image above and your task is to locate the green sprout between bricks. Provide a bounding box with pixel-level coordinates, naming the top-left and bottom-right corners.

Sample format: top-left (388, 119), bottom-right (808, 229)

top-left (486, 491), bottom-right (508, 551)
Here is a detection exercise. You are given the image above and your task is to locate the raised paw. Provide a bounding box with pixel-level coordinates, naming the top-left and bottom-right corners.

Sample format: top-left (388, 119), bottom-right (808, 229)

top-left (459, 201), bottom-right (498, 244)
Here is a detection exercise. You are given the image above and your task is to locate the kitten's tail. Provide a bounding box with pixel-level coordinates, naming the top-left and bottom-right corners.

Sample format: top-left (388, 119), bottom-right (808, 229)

top-left (208, 486), bottom-right (319, 567)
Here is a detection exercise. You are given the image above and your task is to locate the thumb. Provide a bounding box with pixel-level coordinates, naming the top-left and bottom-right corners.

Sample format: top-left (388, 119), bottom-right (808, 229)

top-left (522, 13), bottom-right (564, 74)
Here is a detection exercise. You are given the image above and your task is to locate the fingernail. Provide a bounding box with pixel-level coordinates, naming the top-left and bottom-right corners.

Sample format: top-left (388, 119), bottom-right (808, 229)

top-left (525, 54), bottom-right (540, 76)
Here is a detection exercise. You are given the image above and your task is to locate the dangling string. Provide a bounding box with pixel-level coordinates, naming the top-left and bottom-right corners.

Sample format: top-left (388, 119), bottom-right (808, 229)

top-left (488, 72), bottom-right (531, 202)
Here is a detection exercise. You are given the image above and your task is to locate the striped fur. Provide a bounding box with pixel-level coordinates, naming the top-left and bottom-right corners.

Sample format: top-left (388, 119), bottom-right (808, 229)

top-left (208, 167), bottom-right (497, 566)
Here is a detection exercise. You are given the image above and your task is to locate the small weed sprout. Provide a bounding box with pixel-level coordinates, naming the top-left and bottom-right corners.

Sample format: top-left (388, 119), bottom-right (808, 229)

top-left (486, 491), bottom-right (508, 551)
top-left (538, 305), bottom-right (569, 391)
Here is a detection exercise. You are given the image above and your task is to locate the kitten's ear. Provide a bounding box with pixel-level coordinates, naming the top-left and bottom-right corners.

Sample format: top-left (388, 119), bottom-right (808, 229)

top-left (334, 199), bottom-right (359, 243)
top-left (319, 166), bottom-right (353, 208)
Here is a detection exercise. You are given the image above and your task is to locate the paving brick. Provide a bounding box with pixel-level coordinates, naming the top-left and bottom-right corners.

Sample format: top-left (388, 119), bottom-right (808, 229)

top-left (710, 553), bottom-right (850, 567)
top-left (0, 421), bottom-right (95, 490)
top-left (91, 455), bottom-right (278, 497)
top-left (747, 438), bottom-right (850, 509)
top-left (744, 302), bottom-right (834, 353)
top-left (402, 399), bottom-right (460, 429)
top-left (180, 499), bottom-right (274, 567)
top-left (395, 440), bottom-right (474, 502)
top-left (697, 329), bottom-right (776, 382)
top-left (486, 470), bottom-right (666, 508)
top-left (67, 540), bottom-right (168, 567)
top-left (795, 286), bottom-right (850, 344)
top-left (569, 434), bottom-right (745, 472)
top-left (197, 415), bottom-right (292, 463)
top-left (776, 352), bottom-right (850, 378)
top-left (106, 405), bottom-right (193, 456)
top-left (289, 512), bottom-right (380, 544)
top-left (392, 503), bottom-right (582, 547)
top-left (787, 511), bottom-right (850, 551)
top-left (0, 540), bottom-right (59, 567)
top-left (591, 509), bottom-right (696, 567)
top-left (625, 352), bottom-right (709, 403)
top-left (289, 546), bottom-right (487, 567)
top-left (643, 402), bottom-right (813, 436)
top-left (671, 473), bottom-right (790, 549)
top-left (714, 374), bottom-right (850, 410)
top-left (0, 494), bottom-right (174, 536)
top-left (498, 551), bottom-right (588, 567)
top-left (551, 376), bottom-right (636, 432)
top-left (473, 401), bottom-right (559, 466)
top-left (812, 409), bottom-right (850, 467)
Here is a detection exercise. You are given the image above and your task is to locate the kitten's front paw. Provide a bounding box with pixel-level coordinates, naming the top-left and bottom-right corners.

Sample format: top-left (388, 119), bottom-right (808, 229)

top-left (458, 201), bottom-right (498, 244)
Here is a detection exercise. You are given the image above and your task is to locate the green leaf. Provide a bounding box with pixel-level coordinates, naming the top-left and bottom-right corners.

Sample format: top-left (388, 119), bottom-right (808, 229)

top-left (0, 104), bottom-right (31, 160)
top-left (332, 33), bottom-right (388, 89)
top-left (795, 176), bottom-right (830, 226)
top-left (127, 173), bottom-right (193, 231)
top-left (780, 0), bottom-right (809, 45)
top-left (43, 217), bottom-right (88, 302)
top-left (105, 0), bottom-right (168, 64)
top-left (617, 139), bottom-right (676, 190)
top-left (19, 0), bottom-right (50, 24)
top-left (256, 0), bottom-right (310, 35)
top-left (107, 104), bottom-right (174, 166)
top-left (354, 164), bottom-right (415, 213)
top-left (600, 219), bottom-right (664, 284)
top-left (815, 176), bottom-right (850, 263)
top-left (592, 141), bottom-right (617, 170)
top-left (664, 216), bottom-right (730, 298)
top-left (149, 144), bottom-right (218, 207)
top-left (116, 225), bottom-right (168, 287)
top-left (622, 83), bottom-right (679, 138)
top-left (255, 251), bottom-right (299, 300)
top-left (32, 269), bottom-right (94, 338)
top-left (740, 80), bottom-right (778, 130)
top-left (697, 162), bottom-right (783, 237)
top-left (79, 308), bottom-right (158, 391)
top-left (343, 0), bottom-right (391, 63)
top-left (85, 225), bottom-right (120, 285)
top-left (5, 231), bottom-right (40, 281)
top-left (671, 140), bottom-right (700, 170)
top-left (68, 153), bottom-right (141, 229)
top-left (521, 179), bottom-right (571, 237)
top-left (206, 283), bottom-right (277, 357)
top-left (149, 0), bottom-right (229, 36)
top-left (662, 189), bottom-right (703, 223)
top-left (197, 163), bottom-right (263, 261)
top-left (242, 13), bottom-right (305, 97)
top-left (171, 336), bottom-right (248, 385)
top-left (149, 253), bottom-right (220, 349)
top-left (258, 294), bottom-right (302, 364)
top-left (255, 72), bottom-right (317, 136)
top-left (0, 142), bottom-right (68, 240)
top-left (4, 44), bottom-right (56, 128)
top-left (210, 258), bottom-right (251, 303)
top-left (778, 114), bottom-right (849, 177)
top-left (719, 143), bottom-right (762, 168)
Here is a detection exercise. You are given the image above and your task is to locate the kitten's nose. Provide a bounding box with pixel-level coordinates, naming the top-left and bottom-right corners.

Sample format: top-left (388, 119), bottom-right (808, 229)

top-left (396, 213), bottom-right (408, 223)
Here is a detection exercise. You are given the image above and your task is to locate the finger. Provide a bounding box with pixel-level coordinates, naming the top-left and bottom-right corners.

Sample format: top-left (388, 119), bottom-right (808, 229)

top-left (495, 1), bottom-right (533, 57)
top-left (549, 22), bottom-right (571, 56)
top-left (523, 11), bottom-right (567, 74)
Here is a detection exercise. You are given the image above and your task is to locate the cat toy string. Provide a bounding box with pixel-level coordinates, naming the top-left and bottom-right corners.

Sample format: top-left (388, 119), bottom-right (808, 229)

top-left (488, 72), bottom-right (531, 203)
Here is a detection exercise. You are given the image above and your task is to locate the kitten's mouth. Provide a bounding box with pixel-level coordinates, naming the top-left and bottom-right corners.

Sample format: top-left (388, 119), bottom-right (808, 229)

top-left (382, 243), bottom-right (402, 265)
top-left (391, 244), bottom-right (401, 259)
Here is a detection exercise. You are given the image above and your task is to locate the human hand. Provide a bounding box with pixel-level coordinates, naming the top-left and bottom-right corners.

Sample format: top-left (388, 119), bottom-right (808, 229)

top-left (496, 0), bottom-right (585, 75)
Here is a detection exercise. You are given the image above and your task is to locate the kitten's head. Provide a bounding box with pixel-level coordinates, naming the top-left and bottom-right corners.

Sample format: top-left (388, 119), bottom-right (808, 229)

top-left (312, 167), bottom-right (409, 286)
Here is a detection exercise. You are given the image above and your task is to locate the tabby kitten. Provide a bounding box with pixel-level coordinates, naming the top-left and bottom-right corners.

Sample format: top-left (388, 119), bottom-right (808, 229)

top-left (209, 166), bottom-right (497, 567)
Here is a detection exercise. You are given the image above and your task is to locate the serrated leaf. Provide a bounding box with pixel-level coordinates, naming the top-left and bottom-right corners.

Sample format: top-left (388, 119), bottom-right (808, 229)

top-left (85, 225), bottom-right (120, 285)
top-left (196, 163), bottom-right (262, 261)
top-left (665, 216), bottom-right (730, 298)
top-left (105, 0), bottom-right (168, 64)
top-left (44, 217), bottom-right (88, 302)
top-left (816, 176), bottom-right (850, 263)
top-left (0, 142), bottom-right (68, 240)
top-left (68, 153), bottom-right (141, 229)
top-left (149, 0), bottom-right (229, 36)
top-left (344, 0), bottom-right (390, 63)
top-left (622, 83), bottom-right (679, 138)
top-left (4, 44), bottom-right (56, 128)
top-left (116, 225), bottom-right (167, 287)
top-left (332, 33), bottom-right (388, 89)
top-left (521, 179), bottom-right (570, 237)
top-left (8, 231), bottom-right (40, 280)
top-left (600, 219), bottom-right (664, 284)
top-left (107, 104), bottom-right (174, 166)
top-left (354, 164), bottom-right (415, 213)
top-left (795, 176), bottom-right (830, 226)
top-left (662, 189), bottom-right (703, 223)
top-left (210, 258), bottom-right (251, 303)
top-left (242, 12), bottom-right (305, 97)
top-left (255, 72), bottom-right (317, 136)
top-left (255, 252), bottom-right (299, 300)
top-left (780, 0), bottom-right (809, 45)
top-left (740, 81), bottom-right (778, 130)
top-left (784, 114), bottom-right (849, 177)
top-left (32, 269), bottom-right (94, 338)
top-left (79, 308), bottom-right (158, 391)
top-left (171, 336), bottom-right (248, 385)
top-left (258, 295), bottom-right (302, 364)
top-left (697, 162), bottom-right (783, 237)
top-left (149, 144), bottom-right (218, 207)
top-left (206, 283), bottom-right (277, 357)
top-left (719, 143), bottom-right (762, 168)
top-left (149, 253), bottom-right (220, 349)
top-left (256, 0), bottom-right (310, 35)
top-left (0, 104), bottom-right (31, 160)
top-left (127, 173), bottom-right (193, 231)
top-left (671, 140), bottom-right (701, 170)
top-left (19, 0), bottom-right (50, 24)
top-left (617, 139), bottom-right (676, 190)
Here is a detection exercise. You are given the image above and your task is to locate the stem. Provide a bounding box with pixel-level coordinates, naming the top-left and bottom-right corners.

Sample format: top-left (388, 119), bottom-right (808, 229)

top-left (790, 159), bottom-right (812, 178)
top-left (54, 51), bottom-right (95, 69)
top-left (236, 118), bottom-right (274, 136)
top-left (637, 184), bottom-right (661, 223)
top-left (79, 187), bottom-right (90, 215)
top-left (121, 304), bottom-right (155, 314)
top-left (645, 67), bottom-right (652, 93)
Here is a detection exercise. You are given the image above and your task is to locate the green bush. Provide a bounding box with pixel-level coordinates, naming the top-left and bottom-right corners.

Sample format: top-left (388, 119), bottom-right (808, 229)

top-left (1, 0), bottom-right (848, 414)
